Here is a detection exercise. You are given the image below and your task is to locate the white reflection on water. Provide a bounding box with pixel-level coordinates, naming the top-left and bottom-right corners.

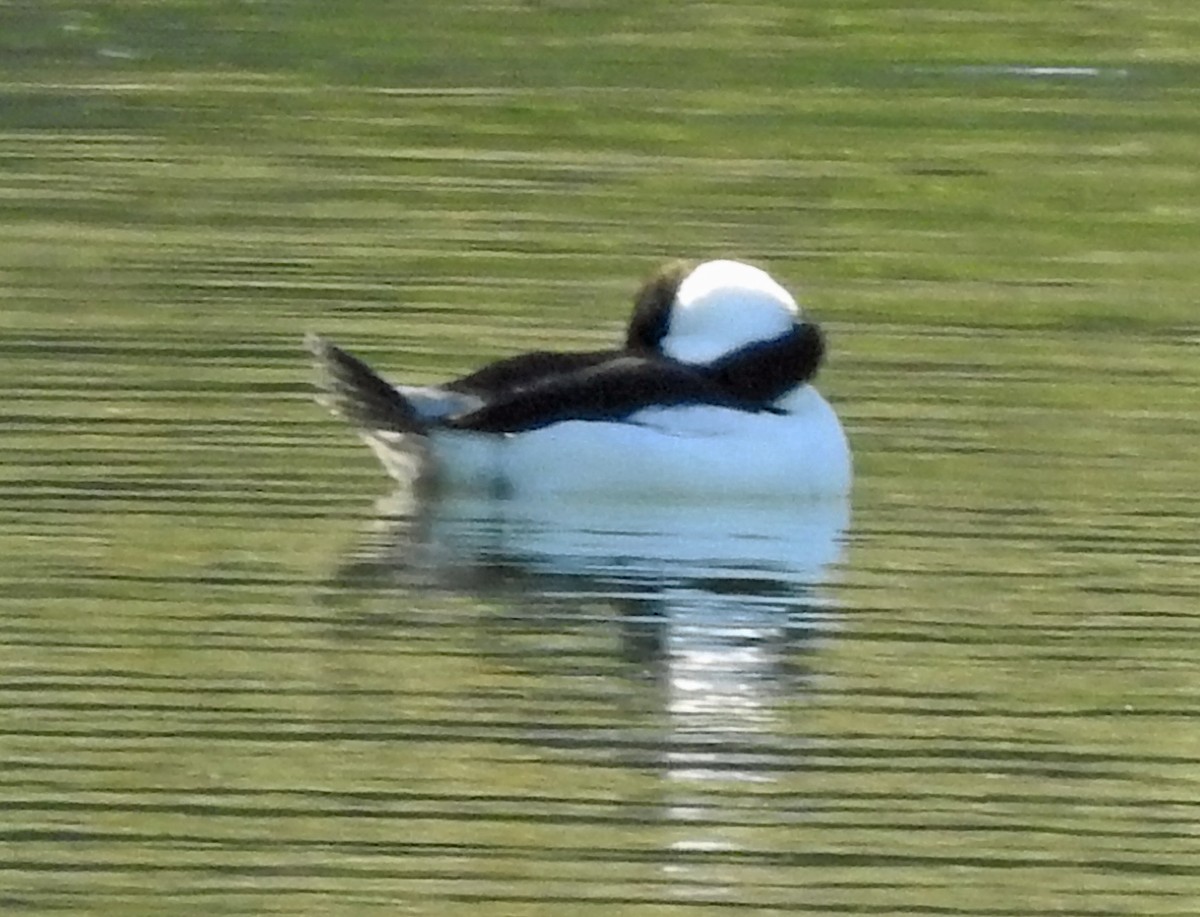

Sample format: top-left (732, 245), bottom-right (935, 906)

top-left (333, 491), bottom-right (849, 898)
top-left (912, 64), bottom-right (1130, 79)
top-left (342, 491), bottom-right (848, 765)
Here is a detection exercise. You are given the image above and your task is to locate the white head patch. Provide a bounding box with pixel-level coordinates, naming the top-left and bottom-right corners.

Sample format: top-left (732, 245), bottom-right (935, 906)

top-left (661, 260), bottom-right (800, 365)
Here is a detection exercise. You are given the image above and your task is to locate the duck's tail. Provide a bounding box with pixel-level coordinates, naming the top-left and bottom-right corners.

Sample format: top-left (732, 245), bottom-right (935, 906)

top-left (305, 333), bottom-right (425, 434)
top-left (306, 333), bottom-right (433, 484)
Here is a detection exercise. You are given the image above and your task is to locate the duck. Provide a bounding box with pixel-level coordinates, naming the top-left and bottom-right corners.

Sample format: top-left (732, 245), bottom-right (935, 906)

top-left (306, 259), bottom-right (851, 498)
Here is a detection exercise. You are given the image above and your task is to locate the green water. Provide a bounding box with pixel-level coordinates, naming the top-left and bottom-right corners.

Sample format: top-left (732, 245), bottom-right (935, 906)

top-left (3, 2), bottom-right (1198, 915)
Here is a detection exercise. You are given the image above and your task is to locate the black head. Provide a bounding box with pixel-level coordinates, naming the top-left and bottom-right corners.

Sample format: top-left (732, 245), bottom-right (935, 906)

top-left (625, 260), bottom-right (694, 353)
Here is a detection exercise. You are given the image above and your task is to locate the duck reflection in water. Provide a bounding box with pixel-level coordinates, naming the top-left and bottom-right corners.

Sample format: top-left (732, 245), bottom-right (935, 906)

top-left (333, 490), bottom-right (850, 780)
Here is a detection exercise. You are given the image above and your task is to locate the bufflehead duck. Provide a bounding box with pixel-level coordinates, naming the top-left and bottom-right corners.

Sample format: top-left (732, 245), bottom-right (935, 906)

top-left (307, 259), bottom-right (851, 497)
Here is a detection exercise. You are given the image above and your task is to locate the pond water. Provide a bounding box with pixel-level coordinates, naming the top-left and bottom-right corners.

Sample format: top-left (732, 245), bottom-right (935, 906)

top-left (3, 4), bottom-right (1199, 916)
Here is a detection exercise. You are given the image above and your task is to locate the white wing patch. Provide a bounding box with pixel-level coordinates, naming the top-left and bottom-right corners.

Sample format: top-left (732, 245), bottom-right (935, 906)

top-left (397, 385), bottom-right (481, 422)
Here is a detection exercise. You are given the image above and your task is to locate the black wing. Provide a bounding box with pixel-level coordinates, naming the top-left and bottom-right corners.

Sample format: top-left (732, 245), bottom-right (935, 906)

top-left (445, 354), bottom-right (764, 434)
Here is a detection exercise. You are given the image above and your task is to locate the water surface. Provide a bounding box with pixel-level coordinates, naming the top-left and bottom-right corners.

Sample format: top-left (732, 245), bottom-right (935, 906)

top-left (3, 3), bottom-right (1199, 915)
